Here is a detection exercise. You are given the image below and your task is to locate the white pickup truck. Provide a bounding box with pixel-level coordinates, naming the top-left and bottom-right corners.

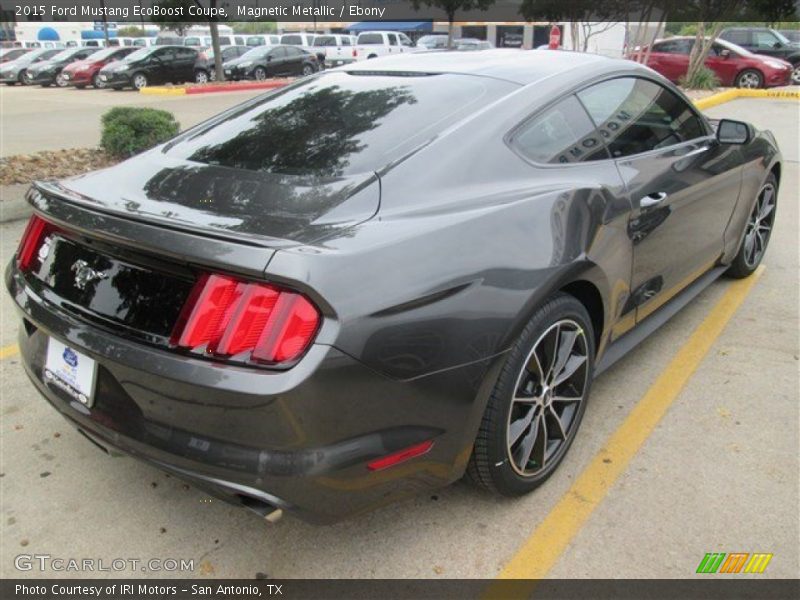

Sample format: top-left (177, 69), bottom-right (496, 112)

top-left (354, 31), bottom-right (415, 61)
top-left (311, 34), bottom-right (357, 67)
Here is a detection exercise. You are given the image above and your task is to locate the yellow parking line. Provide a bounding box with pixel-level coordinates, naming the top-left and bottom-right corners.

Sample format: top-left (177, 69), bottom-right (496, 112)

top-left (0, 344), bottom-right (19, 360)
top-left (495, 266), bottom-right (764, 581)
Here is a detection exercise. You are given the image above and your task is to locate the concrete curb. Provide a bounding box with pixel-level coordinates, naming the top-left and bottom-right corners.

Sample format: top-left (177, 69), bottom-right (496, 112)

top-left (694, 87), bottom-right (800, 110)
top-left (0, 184), bottom-right (31, 224)
top-left (140, 80), bottom-right (291, 96)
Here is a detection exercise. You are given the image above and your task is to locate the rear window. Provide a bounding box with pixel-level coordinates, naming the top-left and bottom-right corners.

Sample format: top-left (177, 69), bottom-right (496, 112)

top-left (358, 34), bottom-right (383, 45)
top-left (167, 71), bottom-right (516, 177)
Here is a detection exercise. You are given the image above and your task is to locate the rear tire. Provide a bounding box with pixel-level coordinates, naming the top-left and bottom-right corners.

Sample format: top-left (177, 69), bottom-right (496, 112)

top-left (467, 293), bottom-right (595, 495)
top-left (735, 69), bottom-right (763, 89)
top-left (194, 69), bottom-right (209, 84)
top-left (92, 73), bottom-right (105, 89)
top-left (726, 174), bottom-right (777, 279)
top-left (302, 64), bottom-right (314, 76)
top-left (253, 67), bottom-right (267, 81)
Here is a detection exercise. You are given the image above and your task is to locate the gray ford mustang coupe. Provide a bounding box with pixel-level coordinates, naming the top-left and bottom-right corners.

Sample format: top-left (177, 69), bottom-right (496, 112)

top-left (7, 50), bottom-right (780, 523)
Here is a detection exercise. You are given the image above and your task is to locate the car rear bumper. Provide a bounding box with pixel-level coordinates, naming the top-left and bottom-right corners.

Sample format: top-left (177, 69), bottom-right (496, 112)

top-left (6, 260), bottom-right (495, 523)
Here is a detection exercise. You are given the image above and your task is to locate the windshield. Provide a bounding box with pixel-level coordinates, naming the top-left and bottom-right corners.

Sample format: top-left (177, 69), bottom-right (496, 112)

top-left (123, 47), bottom-right (158, 61)
top-left (86, 48), bottom-right (119, 62)
top-left (240, 46), bottom-right (271, 60)
top-left (49, 48), bottom-right (82, 62)
top-left (166, 71), bottom-right (517, 177)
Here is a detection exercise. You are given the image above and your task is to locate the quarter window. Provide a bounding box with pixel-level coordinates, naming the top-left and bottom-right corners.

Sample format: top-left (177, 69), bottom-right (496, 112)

top-left (577, 78), bottom-right (705, 158)
top-left (511, 95), bottom-right (607, 164)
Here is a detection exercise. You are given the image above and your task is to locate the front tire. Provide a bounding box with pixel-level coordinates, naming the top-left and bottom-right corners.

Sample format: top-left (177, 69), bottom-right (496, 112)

top-left (735, 69), bottom-right (763, 89)
top-left (726, 174), bottom-right (777, 279)
top-left (467, 293), bottom-right (594, 495)
top-left (92, 73), bottom-right (105, 89)
top-left (791, 62), bottom-right (800, 86)
top-left (253, 66), bottom-right (267, 81)
top-left (131, 72), bottom-right (148, 90)
top-left (302, 64), bottom-right (314, 76)
top-left (55, 72), bottom-right (68, 87)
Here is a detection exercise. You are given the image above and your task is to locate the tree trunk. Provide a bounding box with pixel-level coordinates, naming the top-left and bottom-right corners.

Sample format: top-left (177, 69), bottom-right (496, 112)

top-left (209, 0), bottom-right (224, 83)
top-left (684, 21), bottom-right (724, 86)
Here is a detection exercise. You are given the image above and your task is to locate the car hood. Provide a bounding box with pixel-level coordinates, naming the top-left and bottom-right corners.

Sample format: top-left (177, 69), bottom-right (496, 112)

top-left (44, 151), bottom-right (381, 246)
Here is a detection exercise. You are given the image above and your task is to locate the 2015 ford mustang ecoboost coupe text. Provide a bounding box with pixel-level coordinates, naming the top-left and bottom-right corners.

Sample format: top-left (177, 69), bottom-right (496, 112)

top-left (7, 50), bottom-right (780, 523)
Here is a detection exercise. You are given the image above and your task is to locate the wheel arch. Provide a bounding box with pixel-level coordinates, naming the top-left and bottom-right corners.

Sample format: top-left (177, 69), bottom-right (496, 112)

top-left (560, 280), bottom-right (604, 353)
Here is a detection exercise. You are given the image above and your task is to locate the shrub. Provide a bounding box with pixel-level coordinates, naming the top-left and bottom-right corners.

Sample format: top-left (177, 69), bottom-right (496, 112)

top-left (679, 66), bottom-right (720, 91)
top-left (100, 107), bottom-right (180, 159)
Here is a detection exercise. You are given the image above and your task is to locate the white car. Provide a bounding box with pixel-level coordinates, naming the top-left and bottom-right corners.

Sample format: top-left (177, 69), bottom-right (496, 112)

top-left (311, 34), bottom-right (357, 67)
top-left (354, 31), bottom-right (415, 60)
top-left (244, 34), bottom-right (280, 47)
top-left (280, 33), bottom-right (316, 47)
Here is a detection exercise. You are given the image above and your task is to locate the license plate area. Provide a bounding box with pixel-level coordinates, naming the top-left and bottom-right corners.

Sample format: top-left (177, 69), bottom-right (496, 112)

top-left (45, 337), bottom-right (97, 407)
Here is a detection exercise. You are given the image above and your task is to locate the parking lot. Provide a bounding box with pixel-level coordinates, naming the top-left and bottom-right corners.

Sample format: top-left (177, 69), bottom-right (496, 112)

top-left (0, 85), bottom-right (797, 579)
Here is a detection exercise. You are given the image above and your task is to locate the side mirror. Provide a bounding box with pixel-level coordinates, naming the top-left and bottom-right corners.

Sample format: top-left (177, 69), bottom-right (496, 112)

top-left (719, 49), bottom-right (730, 58)
top-left (267, 55), bottom-right (273, 62)
top-left (716, 119), bottom-right (750, 145)
top-left (773, 41), bottom-right (783, 49)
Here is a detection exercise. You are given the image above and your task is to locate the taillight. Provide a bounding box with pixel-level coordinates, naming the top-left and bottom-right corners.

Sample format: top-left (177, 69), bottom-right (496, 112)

top-left (17, 215), bottom-right (60, 272)
top-left (353, 49), bottom-right (357, 57)
top-left (171, 273), bottom-right (321, 366)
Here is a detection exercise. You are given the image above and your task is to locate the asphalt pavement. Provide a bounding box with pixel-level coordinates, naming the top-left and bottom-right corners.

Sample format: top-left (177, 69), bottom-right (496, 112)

top-left (0, 95), bottom-right (797, 579)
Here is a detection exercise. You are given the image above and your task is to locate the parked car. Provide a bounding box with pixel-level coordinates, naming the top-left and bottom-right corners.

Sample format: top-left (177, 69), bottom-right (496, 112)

top-left (81, 40), bottom-right (107, 48)
top-left (244, 34), bottom-right (281, 47)
top-left (634, 37), bottom-right (793, 89)
top-left (60, 46), bottom-right (137, 89)
top-left (354, 31), bottom-right (415, 60)
top-left (224, 45), bottom-right (319, 80)
top-left (310, 34), bottom-right (356, 67)
top-left (194, 45), bottom-right (249, 83)
top-left (98, 45), bottom-right (198, 90)
top-left (416, 34), bottom-right (449, 50)
top-left (0, 48), bottom-right (60, 85)
top-left (6, 51), bottom-right (780, 523)
top-left (455, 39), bottom-right (495, 51)
top-left (24, 47), bottom-right (99, 87)
top-left (108, 37), bottom-right (151, 48)
top-left (719, 27), bottom-right (800, 84)
top-left (0, 48), bottom-right (30, 63)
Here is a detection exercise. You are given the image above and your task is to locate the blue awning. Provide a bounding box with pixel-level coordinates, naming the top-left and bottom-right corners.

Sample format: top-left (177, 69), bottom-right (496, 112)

top-left (347, 21), bottom-right (432, 33)
top-left (81, 30), bottom-right (118, 40)
top-left (37, 27), bottom-right (60, 41)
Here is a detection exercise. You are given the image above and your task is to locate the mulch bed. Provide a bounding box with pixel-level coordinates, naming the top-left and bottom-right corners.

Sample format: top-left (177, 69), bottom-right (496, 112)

top-left (0, 148), bottom-right (117, 188)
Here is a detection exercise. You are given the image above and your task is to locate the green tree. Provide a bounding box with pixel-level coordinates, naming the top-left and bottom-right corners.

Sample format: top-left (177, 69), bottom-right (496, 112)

top-left (117, 26), bottom-right (147, 38)
top-left (230, 22), bottom-right (278, 34)
top-left (151, 0), bottom-right (203, 36)
top-left (410, 0), bottom-right (496, 48)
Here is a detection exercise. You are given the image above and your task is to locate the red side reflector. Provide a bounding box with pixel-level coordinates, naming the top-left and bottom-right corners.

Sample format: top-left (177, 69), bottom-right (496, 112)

top-left (171, 273), bottom-right (321, 366)
top-left (17, 215), bottom-right (59, 272)
top-left (367, 440), bottom-right (434, 472)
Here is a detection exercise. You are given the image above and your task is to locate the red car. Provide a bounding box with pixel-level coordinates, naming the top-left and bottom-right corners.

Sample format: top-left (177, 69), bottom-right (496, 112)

top-left (61, 47), bottom-right (137, 89)
top-left (631, 36), bottom-right (793, 89)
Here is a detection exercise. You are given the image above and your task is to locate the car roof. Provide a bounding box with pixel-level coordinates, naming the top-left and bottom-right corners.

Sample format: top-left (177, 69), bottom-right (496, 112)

top-left (344, 49), bottom-right (620, 85)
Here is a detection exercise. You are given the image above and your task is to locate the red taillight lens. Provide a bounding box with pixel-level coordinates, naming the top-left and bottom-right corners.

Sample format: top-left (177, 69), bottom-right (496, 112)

top-left (17, 215), bottom-right (60, 272)
top-left (171, 273), bottom-right (320, 366)
top-left (352, 49), bottom-right (357, 57)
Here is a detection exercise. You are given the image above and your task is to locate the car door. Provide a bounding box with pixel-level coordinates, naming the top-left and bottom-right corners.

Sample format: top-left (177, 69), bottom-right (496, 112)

top-left (577, 76), bottom-right (743, 321)
top-left (265, 47), bottom-right (287, 76)
top-left (176, 48), bottom-right (197, 82)
top-left (283, 47), bottom-right (305, 75)
top-left (149, 48), bottom-right (173, 83)
top-left (646, 39), bottom-right (692, 82)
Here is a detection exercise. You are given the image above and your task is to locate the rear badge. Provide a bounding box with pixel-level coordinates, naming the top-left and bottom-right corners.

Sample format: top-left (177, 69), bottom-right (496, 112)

top-left (71, 259), bottom-right (109, 290)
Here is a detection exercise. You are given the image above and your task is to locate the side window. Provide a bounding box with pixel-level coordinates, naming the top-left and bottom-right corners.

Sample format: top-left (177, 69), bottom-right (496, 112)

top-left (400, 34), bottom-right (413, 47)
top-left (176, 48), bottom-right (195, 60)
top-left (722, 30), bottom-right (749, 46)
top-left (652, 39), bottom-right (692, 54)
top-left (511, 95), bottom-right (607, 164)
top-left (156, 49), bottom-right (175, 62)
top-left (753, 31), bottom-right (778, 49)
top-left (578, 77), bottom-right (706, 159)
top-left (388, 34), bottom-right (398, 46)
top-left (271, 47), bottom-right (288, 59)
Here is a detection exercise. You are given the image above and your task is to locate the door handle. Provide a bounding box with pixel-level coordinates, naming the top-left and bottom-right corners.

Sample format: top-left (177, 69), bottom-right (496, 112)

top-left (640, 192), bottom-right (668, 209)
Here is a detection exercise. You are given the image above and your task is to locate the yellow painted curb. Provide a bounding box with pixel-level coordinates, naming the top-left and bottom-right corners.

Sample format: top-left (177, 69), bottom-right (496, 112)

top-left (694, 87), bottom-right (800, 110)
top-left (138, 87), bottom-right (186, 96)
